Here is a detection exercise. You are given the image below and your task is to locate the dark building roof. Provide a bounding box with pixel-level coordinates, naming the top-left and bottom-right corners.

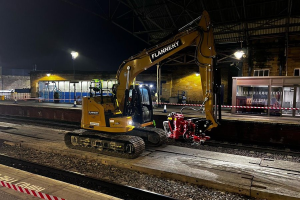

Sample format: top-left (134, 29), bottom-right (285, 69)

top-left (64, 0), bottom-right (300, 44)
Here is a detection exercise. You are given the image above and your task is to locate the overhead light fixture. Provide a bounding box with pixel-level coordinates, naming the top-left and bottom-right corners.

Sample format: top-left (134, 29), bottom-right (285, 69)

top-left (47, 73), bottom-right (51, 77)
top-left (234, 50), bottom-right (245, 59)
top-left (150, 84), bottom-right (153, 88)
top-left (71, 51), bottom-right (79, 60)
top-left (195, 73), bottom-right (200, 76)
top-left (234, 41), bottom-right (246, 59)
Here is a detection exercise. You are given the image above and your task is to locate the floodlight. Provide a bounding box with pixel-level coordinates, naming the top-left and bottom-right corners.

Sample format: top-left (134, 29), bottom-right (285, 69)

top-left (234, 50), bottom-right (245, 59)
top-left (71, 51), bottom-right (79, 60)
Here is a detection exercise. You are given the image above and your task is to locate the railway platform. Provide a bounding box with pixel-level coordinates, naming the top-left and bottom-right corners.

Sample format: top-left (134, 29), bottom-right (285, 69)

top-left (0, 121), bottom-right (299, 200)
top-left (0, 164), bottom-right (120, 200)
top-left (0, 100), bottom-right (299, 124)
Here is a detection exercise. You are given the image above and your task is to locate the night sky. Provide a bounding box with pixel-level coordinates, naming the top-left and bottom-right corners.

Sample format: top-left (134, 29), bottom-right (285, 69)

top-left (0, 0), bottom-right (147, 73)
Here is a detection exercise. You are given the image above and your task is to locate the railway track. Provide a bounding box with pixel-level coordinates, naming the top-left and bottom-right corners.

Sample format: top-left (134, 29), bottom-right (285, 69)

top-left (204, 140), bottom-right (300, 157)
top-left (1, 115), bottom-right (299, 158)
top-left (0, 153), bottom-right (174, 200)
top-left (0, 115), bottom-right (79, 130)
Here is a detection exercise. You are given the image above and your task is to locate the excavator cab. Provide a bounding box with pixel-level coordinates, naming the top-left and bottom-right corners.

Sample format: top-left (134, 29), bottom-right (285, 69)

top-left (125, 85), bottom-right (153, 125)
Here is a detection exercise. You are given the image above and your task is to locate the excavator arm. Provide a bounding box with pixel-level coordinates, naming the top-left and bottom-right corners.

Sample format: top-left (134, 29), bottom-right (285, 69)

top-left (115, 10), bottom-right (218, 131)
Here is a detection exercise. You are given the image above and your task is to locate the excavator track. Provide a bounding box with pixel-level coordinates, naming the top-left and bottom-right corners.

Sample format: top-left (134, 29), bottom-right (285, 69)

top-left (64, 129), bottom-right (145, 159)
top-left (127, 127), bottom-right (167, 147)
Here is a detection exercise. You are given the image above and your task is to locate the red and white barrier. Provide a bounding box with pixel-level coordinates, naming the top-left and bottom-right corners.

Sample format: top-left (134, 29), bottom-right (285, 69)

top-left (0, 180), bottom-right (65, 200)
top-left (153, 102), bottom-right (300, 110)
top-left (6, 97), bottom-right (300, 111)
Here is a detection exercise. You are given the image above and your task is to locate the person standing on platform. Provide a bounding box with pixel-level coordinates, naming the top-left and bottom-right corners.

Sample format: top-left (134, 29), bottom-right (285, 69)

top-left (182, 94), bottom-right (186, 104)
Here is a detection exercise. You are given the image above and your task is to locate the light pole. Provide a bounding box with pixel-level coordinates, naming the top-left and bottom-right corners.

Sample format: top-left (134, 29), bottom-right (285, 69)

top-left (71, 51), bottom-right (79, 107)
top-left (71, 51), bottom-right (79, 76)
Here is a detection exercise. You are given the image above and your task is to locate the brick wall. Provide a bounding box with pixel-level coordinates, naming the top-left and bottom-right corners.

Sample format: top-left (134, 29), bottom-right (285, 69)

top-left (220, 67), bottom-right (229, 104)
top-left (138, 66), bottom-right (228, 104)
top-left (169, 66), bottom-right (203, 103)
top-left (0, 75), bottom-right (30, 90)
top-left (242, 36), bottom-right (300, 76)
top-left (138, 67), bottom-right (204, 103)
top-left (287, 45), bottom-right (300, 75)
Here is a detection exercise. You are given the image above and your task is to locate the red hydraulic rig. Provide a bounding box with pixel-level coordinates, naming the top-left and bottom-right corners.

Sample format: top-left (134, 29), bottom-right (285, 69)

top-left (163, 112), bottom-right (211, 144)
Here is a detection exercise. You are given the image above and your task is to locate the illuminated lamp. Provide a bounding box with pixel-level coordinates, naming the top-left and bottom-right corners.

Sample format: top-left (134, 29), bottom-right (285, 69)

top-left (71, 51), bottom-right (79, 60)
top-left (234, 50), bottom-right (245, 59)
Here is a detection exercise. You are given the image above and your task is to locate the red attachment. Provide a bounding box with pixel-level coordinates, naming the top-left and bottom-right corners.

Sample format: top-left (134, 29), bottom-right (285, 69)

top-left (165, 112), bottom-right (210, 144)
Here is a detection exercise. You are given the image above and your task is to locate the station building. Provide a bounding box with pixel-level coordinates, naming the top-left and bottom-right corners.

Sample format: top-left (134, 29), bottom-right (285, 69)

top-left (231, 36), bottom-right (300, 117)
top-left (30, 71), bottom-right (116, 103)
top-left (29, 66), bottom-right (231, 105)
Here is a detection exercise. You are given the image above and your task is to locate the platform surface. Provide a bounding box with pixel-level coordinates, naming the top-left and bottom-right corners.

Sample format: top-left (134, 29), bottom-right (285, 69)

top-left (0, 100), bottom-right (300, 125)
top-left (0, 164), bottom-right (120, 200)
top-left (0, 100), bottom-right (81, 110)
top-left (0, 122), bottom-right (299, 200)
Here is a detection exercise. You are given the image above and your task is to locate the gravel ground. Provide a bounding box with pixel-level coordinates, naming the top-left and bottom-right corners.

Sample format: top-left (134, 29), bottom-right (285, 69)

top-left (0, 143), bottom-right (257, 200)
top-left (1, 118), bottom-right (296, 200)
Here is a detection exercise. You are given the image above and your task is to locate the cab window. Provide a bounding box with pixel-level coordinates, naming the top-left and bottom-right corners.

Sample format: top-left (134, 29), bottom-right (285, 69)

top-left (140, 88), bottom-right (150, 105)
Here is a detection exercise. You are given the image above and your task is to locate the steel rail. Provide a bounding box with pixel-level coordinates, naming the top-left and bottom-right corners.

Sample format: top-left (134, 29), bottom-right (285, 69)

top-left (205, 140), bottom-right (300, 157)
top-left (0, 115), bottom-right (80, 129)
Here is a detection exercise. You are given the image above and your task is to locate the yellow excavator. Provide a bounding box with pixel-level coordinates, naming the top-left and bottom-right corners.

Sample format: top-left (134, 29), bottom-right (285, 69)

top-left (65, 11), bottom-right (218, 158)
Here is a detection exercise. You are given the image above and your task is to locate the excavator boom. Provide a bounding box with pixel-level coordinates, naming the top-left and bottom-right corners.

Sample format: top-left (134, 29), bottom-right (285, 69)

top-left (116, 10), bottom-right (217, 131)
